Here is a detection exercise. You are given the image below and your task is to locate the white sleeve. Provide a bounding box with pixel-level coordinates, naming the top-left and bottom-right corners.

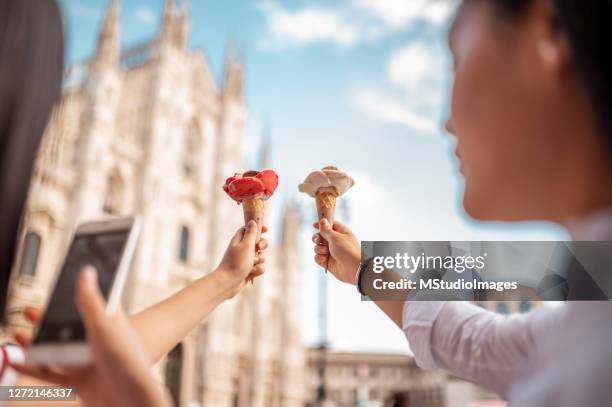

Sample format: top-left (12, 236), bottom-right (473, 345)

top-left (402, 301), bottom-right (564, 397)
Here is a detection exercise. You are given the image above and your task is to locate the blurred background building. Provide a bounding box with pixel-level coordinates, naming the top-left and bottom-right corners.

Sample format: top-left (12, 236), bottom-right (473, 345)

top-left (3, 1), bottom-right (531, 406)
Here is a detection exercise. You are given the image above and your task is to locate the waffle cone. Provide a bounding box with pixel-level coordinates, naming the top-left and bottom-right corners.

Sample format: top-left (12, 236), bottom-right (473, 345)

top-left (316, 191), bottom-right (337, 223)
top-left (242, 197), bottom-right (265, 238)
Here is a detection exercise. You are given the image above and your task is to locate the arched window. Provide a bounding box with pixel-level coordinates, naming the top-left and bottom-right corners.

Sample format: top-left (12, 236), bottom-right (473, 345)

top-left (178, 226), bottom-right (190, 263)
top-left (103, 171), bottom-right (124, 215)
top-left (183, 121), bottom-right (201, 177)
top-left (20, 232), bottom-right (41, 277)
top-left (519, 301), bottom-right (532, 313)
top-left (164, 344), bottom-right (183, 406)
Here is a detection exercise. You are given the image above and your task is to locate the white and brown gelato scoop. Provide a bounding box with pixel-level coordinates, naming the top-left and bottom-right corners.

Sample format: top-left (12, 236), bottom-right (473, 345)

top-left (298, 166), bottom-right (354, 223)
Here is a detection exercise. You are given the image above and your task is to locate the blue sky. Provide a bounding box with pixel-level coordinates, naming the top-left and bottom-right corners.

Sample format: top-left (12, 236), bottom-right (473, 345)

top-left (59, 0), bottom-right (566, 353)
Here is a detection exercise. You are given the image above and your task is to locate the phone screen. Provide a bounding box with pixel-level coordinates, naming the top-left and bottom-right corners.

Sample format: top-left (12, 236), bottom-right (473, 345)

top-left (34, 229), bottom-right (129, 343)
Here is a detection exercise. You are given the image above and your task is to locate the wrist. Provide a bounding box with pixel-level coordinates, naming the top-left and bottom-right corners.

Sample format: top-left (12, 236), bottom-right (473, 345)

top-left (343, 250), bottom-right (362, 285)
top-left (210, 267), bottom-right (243, 300)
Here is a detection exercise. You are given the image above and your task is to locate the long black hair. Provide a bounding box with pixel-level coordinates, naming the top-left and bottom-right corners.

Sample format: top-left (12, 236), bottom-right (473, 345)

top-left (493, 0), bottom-right (612, 146)
top-left (0, 0), bottom-right (64, 322)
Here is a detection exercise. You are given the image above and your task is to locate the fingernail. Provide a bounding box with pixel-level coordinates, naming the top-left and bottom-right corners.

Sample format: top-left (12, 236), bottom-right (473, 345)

top-left (247, 220), bottom-right (256, 229)
top-left (83, 266), bottom-right (97, 286)
top-left (321, 219), bottom-right (328, 227)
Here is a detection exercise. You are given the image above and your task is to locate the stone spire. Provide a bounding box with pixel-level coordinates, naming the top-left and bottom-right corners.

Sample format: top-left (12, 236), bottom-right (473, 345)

top-left (93, 0), bottom-right (120, 68)
top-left (281, 202), bottom-right (302, 248)
top-left (258, 125), bottom-right (271, 170)
top-left (222, 46), bottom-right (243, 101)
top-left (173, 0), bottom-right (189, 49)
top-left (160, 0), bottom-right (175, 46)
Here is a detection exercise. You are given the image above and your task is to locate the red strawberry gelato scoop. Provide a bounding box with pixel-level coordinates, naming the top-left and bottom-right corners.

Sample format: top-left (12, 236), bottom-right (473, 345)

top-left (223, 169), bottom-right (279, 202)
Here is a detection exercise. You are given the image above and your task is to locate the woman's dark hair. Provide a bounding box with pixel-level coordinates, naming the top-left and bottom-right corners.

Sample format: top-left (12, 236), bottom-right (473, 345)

top-left (493, 0), bottom-right (612, 148)
top-left (0, 0), bottom-right (64, 322)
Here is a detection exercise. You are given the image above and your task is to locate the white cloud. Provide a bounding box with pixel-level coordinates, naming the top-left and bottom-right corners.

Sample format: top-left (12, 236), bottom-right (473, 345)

top-left (423, 1), bottom-right (459, 25)
top-left (353, 40), bottom-right (447, 132)
top-left (257, 1), bottom-right (359, 50)
top-left (354, 90), bottom-right (439, 134)
top-left (354, 0), bottom-right (428, 28)
top-left (256, 0), bottom-right (457, 51)
top-left (135, 5), bottom-right (156, 26)
top-left (354, 0), bottom-right (457, 28)
top-left (388, 42), bottom-right (440, 93)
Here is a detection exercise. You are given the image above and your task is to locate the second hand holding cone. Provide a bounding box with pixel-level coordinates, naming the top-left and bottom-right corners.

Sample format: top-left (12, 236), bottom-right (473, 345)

top-left (299, 166), bottom-right (355, 274)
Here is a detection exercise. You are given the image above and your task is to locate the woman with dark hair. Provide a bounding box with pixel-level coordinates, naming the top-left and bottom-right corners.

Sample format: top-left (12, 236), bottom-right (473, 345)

top-left (0, 1), bottom-right (172, 404)
top-left (313, 1), bottom-right (612, 405)
top-left (0, 0), bottom-right (64, 320)
top-left (0, 1), bottom-right (268, 405)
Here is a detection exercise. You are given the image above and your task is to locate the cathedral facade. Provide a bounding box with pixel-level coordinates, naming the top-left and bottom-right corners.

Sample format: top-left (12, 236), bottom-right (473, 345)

top-left (6, 1), bottom-right (306, 406)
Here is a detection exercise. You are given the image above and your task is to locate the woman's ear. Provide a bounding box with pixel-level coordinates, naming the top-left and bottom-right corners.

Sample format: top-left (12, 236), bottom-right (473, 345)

top-left (532, 0), bottom-right (571, 73)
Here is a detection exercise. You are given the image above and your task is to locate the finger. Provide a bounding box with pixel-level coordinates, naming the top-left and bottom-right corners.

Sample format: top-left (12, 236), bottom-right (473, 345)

top-left (312, 234), bottom-right (322, 245)
top-left (14, 331), bottom-right (33, 348)
top-left (262, 225), bottom-right (269, 234)
top-left (250, 264), bottom-right (265, 277)
top-left (315, 220), bottom-right (353, 235)
top-left (331, 220), bottom-right (352, 234)
top-left (241, 220), bottom-right (258, 246)
top-left (254, 253), bottom-right (266, 265)
top-left (314, 245), bottom-right (329, 255)
top-left (23, 307), bottom-right (42, 324)
top-left (257, 238), bottom-right (268, 252)
top-left (8, 363), bottom-right (72, 387)
top-left (314, 255), bottom-right (329, 268)
top-left (318, 219), bottom-right (337, 240)
top-left (75, 266), bottom-right (108, 336)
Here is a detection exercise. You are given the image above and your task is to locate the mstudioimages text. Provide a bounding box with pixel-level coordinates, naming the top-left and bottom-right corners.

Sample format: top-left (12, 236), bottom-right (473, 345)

top-left (372, 252), bottom-right (487, 274)
top-left (373, 278), bottom-right (519, 293)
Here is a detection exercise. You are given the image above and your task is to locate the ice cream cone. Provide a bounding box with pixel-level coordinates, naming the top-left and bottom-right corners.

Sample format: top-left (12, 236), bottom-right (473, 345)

top-left (315, 191), bottom-right (337, 274)
top-left (242, 196), bottom-right (265, 240)
top-left (300, 166), bottom-right (353, 275)
top-left (316, 190), bottom-right (337, 224)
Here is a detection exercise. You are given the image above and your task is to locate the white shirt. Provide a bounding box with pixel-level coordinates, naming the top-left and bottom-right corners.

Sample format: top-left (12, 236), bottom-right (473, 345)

top-left (402, 210), bottom-right (612, 403)
top-left (403, 301), bottom-right (566, 397)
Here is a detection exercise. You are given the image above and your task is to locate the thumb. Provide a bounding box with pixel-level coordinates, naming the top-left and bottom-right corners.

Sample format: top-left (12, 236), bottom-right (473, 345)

top-left (229, 226), bottom-right (244, 246)
top-left (241, 220), bottom-right (258, 246)
top-left (75, 266), bottom-right (108, 335)
top-left (318, 218), bottom-right (337, 240)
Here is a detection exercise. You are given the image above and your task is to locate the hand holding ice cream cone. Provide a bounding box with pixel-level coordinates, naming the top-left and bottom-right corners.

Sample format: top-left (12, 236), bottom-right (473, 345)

top-left (223, 169), bottom-right (278, 238)
top-left (299, 166), bottom-right (354, 272)
top-left (223, 169), bottom-right (279, 282)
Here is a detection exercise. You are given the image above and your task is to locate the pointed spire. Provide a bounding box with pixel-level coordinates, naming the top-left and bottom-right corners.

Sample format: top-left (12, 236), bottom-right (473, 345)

top-left (281, 201), bottom-right (302, 247)
top-left (163, 0), bottom-right (175, 25)
top-left (258, 124), bottom-right (271, 169)
top-left (223, 45), bottom-right (243, 101)
top-left (160, 0), bottom-right (175, 46)
top-left (173, 0), bottom-right (189, 49)
top-left (93, 0), bottom-right (120, 67)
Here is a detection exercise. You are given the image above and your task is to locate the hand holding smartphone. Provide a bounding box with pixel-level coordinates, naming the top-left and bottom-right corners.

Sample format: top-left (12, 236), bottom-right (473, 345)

top-left (27, 216), bottom-right (141, 366)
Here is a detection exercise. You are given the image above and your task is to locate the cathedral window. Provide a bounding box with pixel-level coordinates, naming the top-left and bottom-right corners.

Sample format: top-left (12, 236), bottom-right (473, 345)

top-left (178, 225), bottom-right (190, 263)
top-left (19, 232), bottom-right (41, 277)
top-left (183, 121), bottom-right (201, 178)
top-left (103, 171), bottom-right (124, 215)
